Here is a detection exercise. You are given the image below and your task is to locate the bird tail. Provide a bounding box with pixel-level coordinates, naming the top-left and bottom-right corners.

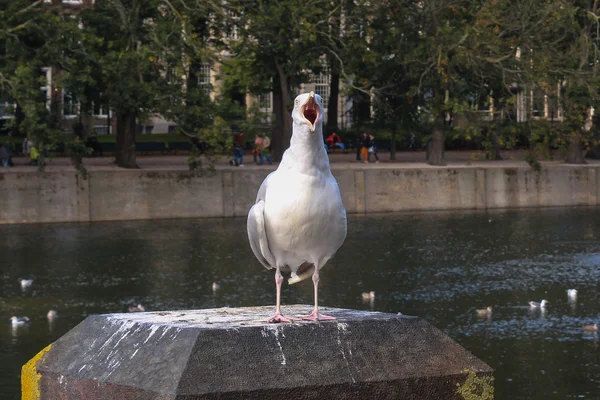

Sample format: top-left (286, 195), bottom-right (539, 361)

top-left (288, 265), bottom-right (315, 285)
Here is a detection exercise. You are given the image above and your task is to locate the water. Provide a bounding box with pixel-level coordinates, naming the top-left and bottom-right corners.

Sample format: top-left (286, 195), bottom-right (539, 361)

top-left (2, 208), bottom-right (600, 399)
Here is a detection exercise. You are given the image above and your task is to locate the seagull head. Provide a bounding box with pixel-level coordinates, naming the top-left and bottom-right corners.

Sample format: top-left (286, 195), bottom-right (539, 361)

top-left (292, 91), bottom-right (324, 133)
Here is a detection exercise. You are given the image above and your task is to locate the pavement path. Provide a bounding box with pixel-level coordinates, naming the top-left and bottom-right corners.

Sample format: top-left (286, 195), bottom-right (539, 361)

top-left (2, 150), bottom-right (599, 172)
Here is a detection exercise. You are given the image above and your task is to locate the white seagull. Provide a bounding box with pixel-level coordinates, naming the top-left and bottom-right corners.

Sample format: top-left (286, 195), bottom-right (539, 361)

top-left (247, 91), bottom-right (347, 323)
top-left (529, 299), bottom-right (548, 309)
top-left (567, 289), bottom-right (578, 300)
top-left (10, 316), bottom-right (30, 327)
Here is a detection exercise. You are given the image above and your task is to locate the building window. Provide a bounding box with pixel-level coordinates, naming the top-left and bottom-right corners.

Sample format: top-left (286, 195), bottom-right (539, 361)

top-left (198, 64), bottom-right (211, 95)
top-left (93, 125), bottom-right (109, 135)
top-left (258, 93), bottom-right (271, 110)
top-left (93, 101), bottom-right (108, 116)
top-left (532, 90), bottom-right (545, 118)
top-left (168, 125), bottom-right (177, 134)
top-left (136, 124), bottom-right (154, 134)
top-left (313, 66), bottom-right (330, 108)
top-left (63, 90), bottom-right (78, 116)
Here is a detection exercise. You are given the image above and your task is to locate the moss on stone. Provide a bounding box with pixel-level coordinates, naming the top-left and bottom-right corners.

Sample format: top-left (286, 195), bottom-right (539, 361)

top-left (456, 369), bottom-right (495, 400)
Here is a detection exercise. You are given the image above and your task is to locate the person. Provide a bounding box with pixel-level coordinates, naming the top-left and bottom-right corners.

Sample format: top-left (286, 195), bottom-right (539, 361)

top-left (367, 133), bottom-right (380, 163)
top-left (22, 137), bottom-right (29, 157)
top-left (0, 140), bottom-right (14, 167)
top-left (355, 136), bottom-right (362, 161)
top-left (253, 134), bottom-right (263, 164)
top-left (85, 134), bottom-right (103, 157)
top-left (360, 132), bottom-right (369, 163)
top-left (326, 132), bottom-right (346, 152)
top-left (28, 139), bottom-right (39, 166)
top-left (259, 134), bottom-right (272, 165)
top-left (230, 131), bottom-right (245, 167)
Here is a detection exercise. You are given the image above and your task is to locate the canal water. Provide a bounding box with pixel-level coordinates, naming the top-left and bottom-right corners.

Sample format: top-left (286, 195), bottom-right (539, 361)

top-left (1, 208), bottom-right (600, 399)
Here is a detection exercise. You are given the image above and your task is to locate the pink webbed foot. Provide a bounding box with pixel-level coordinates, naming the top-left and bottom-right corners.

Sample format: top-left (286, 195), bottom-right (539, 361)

top-left (302, 311), bottom-right (336, 321)
top-left (268, 313), bottom-right (299, 323)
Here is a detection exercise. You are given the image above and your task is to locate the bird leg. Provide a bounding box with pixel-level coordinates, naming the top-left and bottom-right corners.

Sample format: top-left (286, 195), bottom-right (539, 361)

top-left (269, 266), bottom-right (298, 323)
top-left (303, 267), bottom-right (335, 321)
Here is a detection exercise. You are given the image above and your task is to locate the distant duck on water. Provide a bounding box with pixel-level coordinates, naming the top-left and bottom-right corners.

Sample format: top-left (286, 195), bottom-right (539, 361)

top-left (128, 304), bottom-right (145, 313)
top-left (583, 323), bottom-right (598, 332)
top-left (11, 316), bottom-right (30, 327)
top-left (529, 300), bottom-right (548, 310)
top-left (361, 291), bottom-right (375, 302)
top-left (476, 307), bottom-right (492, 318)
top-left (20, 279), bottom-right (33, 289)
top-left (47, 310), bottom-right (58, 321)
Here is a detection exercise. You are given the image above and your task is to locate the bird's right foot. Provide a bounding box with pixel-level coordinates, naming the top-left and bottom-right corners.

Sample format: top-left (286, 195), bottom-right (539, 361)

top-left (268, 313), bottom-right (299, 323)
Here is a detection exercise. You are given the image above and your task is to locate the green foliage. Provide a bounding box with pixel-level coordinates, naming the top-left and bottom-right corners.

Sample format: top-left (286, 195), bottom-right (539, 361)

top-left (1, 0), bottom-right (600, 167)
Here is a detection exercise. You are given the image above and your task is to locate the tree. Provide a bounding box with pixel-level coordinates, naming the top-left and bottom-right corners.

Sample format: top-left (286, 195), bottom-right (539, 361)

top-left (230, 0), bottom-right (330, 161)
top-left (64, 0), bottom-right (229, 168)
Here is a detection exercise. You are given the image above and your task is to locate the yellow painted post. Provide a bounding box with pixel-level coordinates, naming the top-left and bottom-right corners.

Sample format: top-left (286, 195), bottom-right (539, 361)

top-left (21, 344), bottom-right (52, 400)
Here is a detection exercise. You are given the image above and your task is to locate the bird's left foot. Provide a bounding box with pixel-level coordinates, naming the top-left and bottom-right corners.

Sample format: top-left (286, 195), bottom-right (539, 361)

top-left (302, 311), bottom-right (336, 321)
top-left (268, 313), bottom-right (299, 323)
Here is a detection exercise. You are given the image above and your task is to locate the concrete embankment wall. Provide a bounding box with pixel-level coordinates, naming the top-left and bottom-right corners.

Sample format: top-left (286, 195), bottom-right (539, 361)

top-left (1, 165), bottom-right (598, 224)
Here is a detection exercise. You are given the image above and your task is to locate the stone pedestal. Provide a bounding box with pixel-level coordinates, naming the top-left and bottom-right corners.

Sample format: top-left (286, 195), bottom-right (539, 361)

top-left (23, 305), bottom-right (493, 399)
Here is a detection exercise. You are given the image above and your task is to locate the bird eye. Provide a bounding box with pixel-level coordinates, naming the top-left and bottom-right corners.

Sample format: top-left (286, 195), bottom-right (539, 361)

top-left (295, 99), bottom-right (299, 106)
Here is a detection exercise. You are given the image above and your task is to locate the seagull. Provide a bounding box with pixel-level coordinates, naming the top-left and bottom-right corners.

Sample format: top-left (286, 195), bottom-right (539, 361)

top-left (529, 299), bottom-right (548, 309)
top-left (567, 289), bottom-right (578, 300)
top-left (10, 316), bottom-right (30, 327)
top-left (212, 282), bottom-right (221, 293)
top-left (583, 323), bottom-right (598, 332)
top-left (476, 306), bottom-right (492, 318)
top-left (128, 304), bottom-right (145, 313)
top-left (47, 310), bottom-right (58, 321)
top-left (20, 279), bottom-right (33, 289)
top-left (247, 91), bottom-right (347, 323)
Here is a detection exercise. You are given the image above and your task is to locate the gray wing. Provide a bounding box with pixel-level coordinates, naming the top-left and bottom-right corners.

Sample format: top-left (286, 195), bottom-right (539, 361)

top-left (247, 172), bottom-right (276, 269)
top-left (247, 200), bottom-right (275, 269)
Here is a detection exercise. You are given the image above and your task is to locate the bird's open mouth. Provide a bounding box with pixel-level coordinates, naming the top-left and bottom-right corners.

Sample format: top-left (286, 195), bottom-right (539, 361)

top-left (302, 92), bottom-right (319, 131)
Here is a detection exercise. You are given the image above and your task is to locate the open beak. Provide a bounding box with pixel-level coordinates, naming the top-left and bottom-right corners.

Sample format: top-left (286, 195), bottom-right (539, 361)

top-left (302, 91), bottom-right (319, 132)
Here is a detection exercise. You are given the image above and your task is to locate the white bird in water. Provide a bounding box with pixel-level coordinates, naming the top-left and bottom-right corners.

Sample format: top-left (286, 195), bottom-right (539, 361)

top-left (476, 306), bottom-right (492, 318)
top-left (10, 316), bottom-right (30, 327)
top-left (529, 299), bottom-right (548, 309)
top-left (212, 282), bottom-right (221, 293)
top-left (20, 279), bottom-right (33, 289)
top-left (47, 310), bottom-right (58, 321)
top-left (247, 92), bottom-right (347, 323)
top-left (567, 289), bottom-right (578, 300)
top-left (583, 323), bottom-right (598, 332)
top-left (128, 304), bottom-right (145, 313)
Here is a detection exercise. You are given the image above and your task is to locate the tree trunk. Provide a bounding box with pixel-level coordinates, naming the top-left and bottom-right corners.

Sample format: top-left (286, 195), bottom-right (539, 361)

top-left (390, 123), bottom-right (397, 161)
top-left (565, 135), bottom-right (587, 164)
top-left (327, 68), bottom-right (340, 134)
top-left (115, 112), bottom-right (138, 168)
top-left (13, 103), bottom-right (25, 136)
top-left (272, 63), bottom-right (293, 162)
top-left (271, 75), bottom-right (284, 161)
top-left (427, 116), bottom-right (445, 166)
